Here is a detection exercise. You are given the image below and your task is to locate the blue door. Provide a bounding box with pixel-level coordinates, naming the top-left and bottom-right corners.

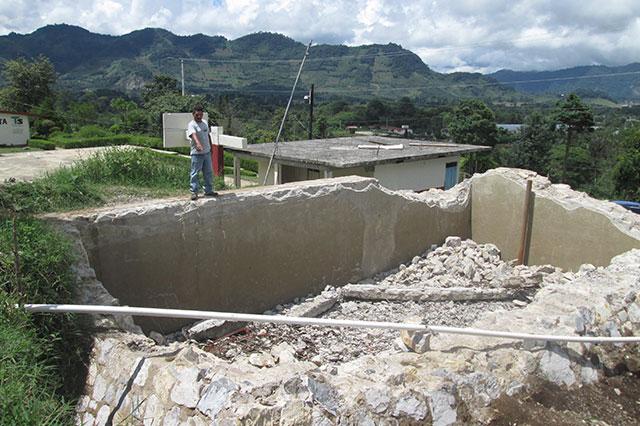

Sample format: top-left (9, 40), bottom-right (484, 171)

top-left (444, 162), bottom-right (458, 190)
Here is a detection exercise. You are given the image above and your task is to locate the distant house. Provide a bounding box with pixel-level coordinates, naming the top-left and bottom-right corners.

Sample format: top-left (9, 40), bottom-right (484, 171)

top-left (0, 110), bottom-right (31, 146)
top-left (225, 136), bottom-right (490, 192)
top-left (497, 124), bottom-right (523, 133)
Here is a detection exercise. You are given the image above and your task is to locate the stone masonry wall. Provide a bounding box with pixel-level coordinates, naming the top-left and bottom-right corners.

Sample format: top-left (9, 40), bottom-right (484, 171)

top-left (76, 248), bottom-right (640, 425)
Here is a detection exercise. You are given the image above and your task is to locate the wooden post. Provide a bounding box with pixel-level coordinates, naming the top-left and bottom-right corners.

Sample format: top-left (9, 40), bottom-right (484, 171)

top-left (233, 156), bottom-right (241, 189)
top-left (517, 179), bottom-right (533, 265)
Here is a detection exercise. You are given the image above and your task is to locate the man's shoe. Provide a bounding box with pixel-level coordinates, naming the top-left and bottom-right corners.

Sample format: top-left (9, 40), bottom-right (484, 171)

top-left (190, 192), bottom-right (198, 200)
top-left (204, 192), bottom-right (218, 197)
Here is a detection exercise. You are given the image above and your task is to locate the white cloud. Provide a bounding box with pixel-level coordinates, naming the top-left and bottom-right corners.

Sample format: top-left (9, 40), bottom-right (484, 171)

top-left (2, 0), bottom-right (640, 72)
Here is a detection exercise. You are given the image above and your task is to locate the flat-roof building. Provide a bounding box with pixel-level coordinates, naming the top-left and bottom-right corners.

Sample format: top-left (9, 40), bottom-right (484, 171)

top-left (226, 136), bottom-right (490, 192)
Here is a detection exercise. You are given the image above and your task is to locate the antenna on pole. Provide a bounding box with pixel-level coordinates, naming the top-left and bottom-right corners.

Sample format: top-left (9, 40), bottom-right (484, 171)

top-left (263, 41), bottom-right (312, 186)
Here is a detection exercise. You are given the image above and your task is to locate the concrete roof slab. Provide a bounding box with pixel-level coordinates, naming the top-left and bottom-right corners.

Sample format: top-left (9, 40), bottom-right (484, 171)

top-left (227, 136), bottom-right (490, 168)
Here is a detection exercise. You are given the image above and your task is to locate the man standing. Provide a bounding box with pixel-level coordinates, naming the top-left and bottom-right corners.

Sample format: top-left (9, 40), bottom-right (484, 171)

top-left (187, 105), bottom-right (217, 200)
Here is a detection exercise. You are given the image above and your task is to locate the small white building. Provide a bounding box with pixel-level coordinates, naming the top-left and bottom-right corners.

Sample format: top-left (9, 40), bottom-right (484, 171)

top-left (0, 110), bottom-right (31, 146)
top-left (227, 136), bottom-right (490, 192)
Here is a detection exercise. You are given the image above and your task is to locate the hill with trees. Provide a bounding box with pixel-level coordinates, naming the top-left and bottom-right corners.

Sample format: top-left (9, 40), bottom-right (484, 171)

top-left (0, 24), bottom-right (520, 103)
top-left (489, 63), bottom-right (640, 102)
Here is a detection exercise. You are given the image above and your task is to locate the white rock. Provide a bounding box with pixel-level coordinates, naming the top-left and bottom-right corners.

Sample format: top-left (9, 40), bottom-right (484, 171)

top-left (393, 392), bottom-right (428, 420)
top-left (170, 367), bottom-right (201, 408)
top-left (197, 377), bottom-right (237, 419)
top-left (539, 348), bottom-right (576, 386)
top-left (627, 303), bottom-right (640, 323)
top-left (81, 413), bottom-right (95, 426)
top-left (429, 390), bottom-right (457, 426)
top-left (143, 394), bottom-right (164, 426)
top-left (92, 374), bottom-right (108, 401)
top-left (248, 352), bottom-right (276, 368)
top-left (445, 236), bottom-right (462, 247)
top-left (271, 342), bottom-right (297, 364)
top-left (95, 405), bottom-right (111, 426)
top-left (163, 406), bottom-right (182, 426)
top-left (364, 387), bottom-right (391, 414)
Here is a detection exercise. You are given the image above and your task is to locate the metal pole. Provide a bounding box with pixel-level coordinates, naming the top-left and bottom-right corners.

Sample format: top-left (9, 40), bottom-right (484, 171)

top-left (21, 304), bottom-right (640, 344)
top-left (517, 179), bottom-right (533, 265)
top-left (263, 41), bottom-right (312, 186)
top-left (181, 59), bottom-right (185, 96)
top-left (308, 84), bottom-right (314, 140)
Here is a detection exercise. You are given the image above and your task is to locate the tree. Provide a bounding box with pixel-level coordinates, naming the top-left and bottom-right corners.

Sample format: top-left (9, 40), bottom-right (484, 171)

top-left (0, 55), bottom-right (56, 112)
top-left (365, 99), bottom-right (388, 124)
top-left (445, 99), bottom-right (498, 174)
top-left (612, 125), bottom-right (640, 200)
top-left (142, 75), bottom-right (180, 103)
top-left (445, 99), bottom-right (498, 146)
top-left (111, 97), bottom-right (147, 133)
top-left (555, 93), bottom-right (594, 183)
top-left (509, 112), bottom-right (556, 174)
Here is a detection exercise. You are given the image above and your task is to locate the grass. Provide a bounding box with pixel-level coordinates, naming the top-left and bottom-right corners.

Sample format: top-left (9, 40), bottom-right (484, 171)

top-left (0, 146), bottom-right (229, 424)
top-left (1, 147), bottom-right (226, 213)
top-left (0, 218), bottom-right (90, 425)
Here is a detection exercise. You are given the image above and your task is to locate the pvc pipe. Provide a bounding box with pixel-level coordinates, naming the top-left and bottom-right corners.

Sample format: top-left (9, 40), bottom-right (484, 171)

top-left (21, 304), bottom-right (640, 344)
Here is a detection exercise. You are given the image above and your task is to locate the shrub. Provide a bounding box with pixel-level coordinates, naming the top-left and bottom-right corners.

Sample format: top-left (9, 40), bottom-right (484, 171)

top-left (28, 139), bottom-right (56, 150)
top-left (59, 135), bottom-right (131, 149)
top-left (75, 125), bottom-right (110, 138)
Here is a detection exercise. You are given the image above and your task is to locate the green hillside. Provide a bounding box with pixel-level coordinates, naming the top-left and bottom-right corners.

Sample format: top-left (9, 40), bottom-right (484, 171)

top-left (0, 24), bottom-right (521, 103)
top-left (489, 64), bottom-right (640, 102)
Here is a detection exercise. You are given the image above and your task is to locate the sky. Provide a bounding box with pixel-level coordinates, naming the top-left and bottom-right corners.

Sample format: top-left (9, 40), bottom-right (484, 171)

top-left (1, 0), bottom-right (639, 73)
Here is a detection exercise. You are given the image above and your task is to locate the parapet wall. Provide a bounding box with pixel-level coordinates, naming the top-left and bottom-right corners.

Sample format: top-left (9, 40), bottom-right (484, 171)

top-left (471, 168), bottom-right (640, 270)
top-left (49, 176), bottom-right (471, 333)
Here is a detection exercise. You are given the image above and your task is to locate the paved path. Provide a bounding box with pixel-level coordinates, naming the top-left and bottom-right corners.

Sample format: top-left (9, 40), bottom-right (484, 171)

top-left (0, 146), bottom-right (258, 188)
top-left (0, 147), bottom-right (114, 182)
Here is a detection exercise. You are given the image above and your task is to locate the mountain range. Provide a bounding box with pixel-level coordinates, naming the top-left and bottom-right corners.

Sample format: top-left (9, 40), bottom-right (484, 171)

top-left (0, 24), bottom-right (639, 103)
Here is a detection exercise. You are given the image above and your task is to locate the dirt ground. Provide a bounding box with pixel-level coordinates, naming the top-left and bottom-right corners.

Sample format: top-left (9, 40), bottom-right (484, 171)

top-left (488, 372), bottom-right (640, 425)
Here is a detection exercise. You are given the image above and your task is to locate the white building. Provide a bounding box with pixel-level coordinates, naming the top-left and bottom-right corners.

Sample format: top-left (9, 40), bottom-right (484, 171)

top-left (226, 136), bottom-right (490, 192)
top-left (0, 110), bottom-right (31, 146)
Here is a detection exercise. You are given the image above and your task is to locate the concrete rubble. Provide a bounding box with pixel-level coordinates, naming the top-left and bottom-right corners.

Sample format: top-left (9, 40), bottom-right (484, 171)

top-left (74, 243), bottom-right (640, 425)
top-left (53, 168), bottom-right (640, 424)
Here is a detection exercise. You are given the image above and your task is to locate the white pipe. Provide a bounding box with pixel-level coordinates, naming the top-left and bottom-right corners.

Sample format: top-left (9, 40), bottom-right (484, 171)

top-left (22, 304), bottom-right (640, 345)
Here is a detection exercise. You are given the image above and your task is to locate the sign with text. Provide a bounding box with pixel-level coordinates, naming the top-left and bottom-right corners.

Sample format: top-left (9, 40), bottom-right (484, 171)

top-left (0, 113), bottom-right (29, 146)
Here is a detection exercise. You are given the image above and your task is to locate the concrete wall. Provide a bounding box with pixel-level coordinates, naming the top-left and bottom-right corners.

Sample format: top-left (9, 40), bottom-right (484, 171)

top-left (374, 156), bottom-right (459, 191)
top-left (471, 169), bottom-right (640, 271)
top-left (53, 176), bottom-right (471, 333)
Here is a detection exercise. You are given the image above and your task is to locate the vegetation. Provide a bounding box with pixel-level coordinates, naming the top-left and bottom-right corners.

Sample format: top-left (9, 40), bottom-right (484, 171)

top-left (0, 218), bottom-right (89, 425)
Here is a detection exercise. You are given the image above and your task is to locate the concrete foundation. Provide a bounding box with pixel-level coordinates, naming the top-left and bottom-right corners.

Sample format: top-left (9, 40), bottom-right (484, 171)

top-left (48, 176), bottom-right (470, 333)
top-left (46, 169), bottom-right (640, 333)
top-left (471, 169), bottom-right (640, 270)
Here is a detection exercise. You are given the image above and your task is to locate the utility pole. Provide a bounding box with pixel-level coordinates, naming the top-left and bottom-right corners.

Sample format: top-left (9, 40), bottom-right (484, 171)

top-left (181, 59), bottom-right (185, 96)
top-left (308, 84), bottom-right (314, 139)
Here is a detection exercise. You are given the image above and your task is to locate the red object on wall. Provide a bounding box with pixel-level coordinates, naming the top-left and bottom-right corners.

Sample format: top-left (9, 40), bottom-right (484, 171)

top-left (212, 145), bottom-right (224, 177)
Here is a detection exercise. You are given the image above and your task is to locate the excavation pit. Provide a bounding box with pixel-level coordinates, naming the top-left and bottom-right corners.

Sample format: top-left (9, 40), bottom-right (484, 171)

top-left (44, 169), bottom-right (640, 424)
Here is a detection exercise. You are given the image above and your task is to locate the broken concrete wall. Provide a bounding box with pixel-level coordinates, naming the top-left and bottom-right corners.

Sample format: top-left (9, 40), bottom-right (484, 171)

top-left (48, 176), bottom-right (470, 333)
top-left (471, 168), bottom-right (640, 270)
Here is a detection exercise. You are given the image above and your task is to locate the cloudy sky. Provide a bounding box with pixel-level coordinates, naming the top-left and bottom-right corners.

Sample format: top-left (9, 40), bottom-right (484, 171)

top-left (1, 0), bottom-right (639, 73)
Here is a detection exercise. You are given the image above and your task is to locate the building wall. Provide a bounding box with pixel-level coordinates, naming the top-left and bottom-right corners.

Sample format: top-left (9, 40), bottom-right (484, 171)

top-left (55, 176), bottom-right (472, 333)
top-left (373, 156), bottom-right (459, 191)
top-left (0, 113), bottom-right (29, 146)
top-left (256, 156), bottom-right (458, 191)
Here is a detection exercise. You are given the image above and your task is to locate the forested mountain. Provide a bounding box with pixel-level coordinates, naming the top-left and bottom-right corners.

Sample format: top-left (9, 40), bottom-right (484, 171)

top-left (0, 24), bottom-right (519, 102)
top-left (489, 64), bottom-right (640, 102)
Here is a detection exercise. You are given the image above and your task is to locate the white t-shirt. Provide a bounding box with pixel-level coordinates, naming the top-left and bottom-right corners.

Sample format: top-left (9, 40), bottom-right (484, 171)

top-left (186, 119), bottom-right (211, 155)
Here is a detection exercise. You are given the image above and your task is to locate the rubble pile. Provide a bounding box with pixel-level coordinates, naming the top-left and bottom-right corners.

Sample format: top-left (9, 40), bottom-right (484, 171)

top-left (373, 236), bottom-right (559, 289)
top-left (193, 236), bottom-right (563, 365)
